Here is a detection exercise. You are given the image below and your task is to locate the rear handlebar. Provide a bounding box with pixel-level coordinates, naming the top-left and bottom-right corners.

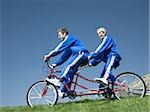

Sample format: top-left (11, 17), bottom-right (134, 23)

top-left (45, 61), bottom-right (89, 73)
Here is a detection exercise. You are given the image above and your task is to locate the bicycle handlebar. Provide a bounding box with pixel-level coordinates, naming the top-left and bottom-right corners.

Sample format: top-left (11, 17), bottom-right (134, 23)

top-left (46, 62), bottom-right (61, 73)
top-left (46, 62), bottom-right (53, 69)
top-left (78, 65), bottom-right (89, 70)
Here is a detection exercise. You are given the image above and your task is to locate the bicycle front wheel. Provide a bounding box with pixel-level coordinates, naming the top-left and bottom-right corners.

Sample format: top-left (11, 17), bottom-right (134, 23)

top-left (113, 72), bottom-right (146, 100)
top-left (26, 81), bottom-right (58, 108)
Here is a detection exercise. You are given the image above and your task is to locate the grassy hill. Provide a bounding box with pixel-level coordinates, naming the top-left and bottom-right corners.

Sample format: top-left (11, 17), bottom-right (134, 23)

top-left (0, 96), bottom-right (150, 112)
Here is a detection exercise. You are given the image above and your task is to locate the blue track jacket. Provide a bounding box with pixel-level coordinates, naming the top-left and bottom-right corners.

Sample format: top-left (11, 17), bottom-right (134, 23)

top-left (90, 35), bottom-right (121, 66)
top-left (47, 35), bottom-right (89, 66)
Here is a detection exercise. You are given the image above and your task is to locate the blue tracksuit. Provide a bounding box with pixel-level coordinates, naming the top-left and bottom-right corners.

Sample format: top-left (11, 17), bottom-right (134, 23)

top-left (47, 35), bottom-right (89, 93)
top-left (90, 35), bottom-right (121, 81)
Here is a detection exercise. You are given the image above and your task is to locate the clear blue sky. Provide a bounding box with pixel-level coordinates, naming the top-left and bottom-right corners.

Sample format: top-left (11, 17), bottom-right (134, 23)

top-left (1, 0), bottom-right (149, 106)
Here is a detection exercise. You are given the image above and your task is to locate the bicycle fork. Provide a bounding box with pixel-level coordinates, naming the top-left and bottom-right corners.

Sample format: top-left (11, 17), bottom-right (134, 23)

top-left (42, 82), bottom-right (48, 97)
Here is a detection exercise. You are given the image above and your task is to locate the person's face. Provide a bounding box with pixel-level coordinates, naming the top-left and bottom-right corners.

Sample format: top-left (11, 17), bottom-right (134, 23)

top-left (97, 30), bottom-right (106, 39)
top-left (58, 32), bottom-right (67, 41)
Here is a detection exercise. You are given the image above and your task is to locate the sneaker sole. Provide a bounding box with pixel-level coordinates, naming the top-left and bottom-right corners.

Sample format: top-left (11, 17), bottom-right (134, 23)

top-left (45, 78), bottom-right (61, 87)
top-left (94, 79), bottom-right (108, 86)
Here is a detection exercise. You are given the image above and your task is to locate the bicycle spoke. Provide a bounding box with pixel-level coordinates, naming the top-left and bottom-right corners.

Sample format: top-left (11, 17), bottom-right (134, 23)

top-left (36, 97), bottom-right (41, 104)
top-left (30, 96), bottom-right (42, 99)
top-left (45, 94), bottom-right (54, 98)
top-left (128, 89), bottom-right (144, 95)
top-left (45, 99), bottom-right (53, 105)
top-left (33, 87), bottom-right (41, 96)
top-left (37, 85), bottom-right (43, 94)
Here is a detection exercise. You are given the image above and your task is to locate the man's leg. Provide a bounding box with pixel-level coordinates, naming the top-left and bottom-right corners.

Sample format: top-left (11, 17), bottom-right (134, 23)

top-left (60, 68), bottom-right (77, 93)
top-left (60, 52), bottom-right (85, 94)
top-left (94, 55), bottom-right (116, 85)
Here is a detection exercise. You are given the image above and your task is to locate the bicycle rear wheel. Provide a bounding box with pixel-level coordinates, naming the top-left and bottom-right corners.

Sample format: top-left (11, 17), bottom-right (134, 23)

top-left (113, 72), bottom-right (146, 100)
top-left (26, 81), bottom-right (58, 108)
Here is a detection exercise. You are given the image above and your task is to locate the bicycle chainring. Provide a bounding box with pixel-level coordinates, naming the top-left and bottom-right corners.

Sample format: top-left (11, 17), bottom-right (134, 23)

top-left (102, 87), bottom-right (112, 99)
top-left (68, 91), bottom-right (76, 99)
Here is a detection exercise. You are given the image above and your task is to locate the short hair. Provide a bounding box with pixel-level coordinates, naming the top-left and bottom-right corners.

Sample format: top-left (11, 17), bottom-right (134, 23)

top-left (97, 26), bottom-right (107, 34)
top-left (57, 27), bottom-right (69, 35)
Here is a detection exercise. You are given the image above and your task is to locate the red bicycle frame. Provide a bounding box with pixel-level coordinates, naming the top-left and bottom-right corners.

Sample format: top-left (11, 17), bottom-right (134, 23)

top-left (48, 69), bottom-right (106, 97)
top-left (47, 68), bottom-right (129, 97)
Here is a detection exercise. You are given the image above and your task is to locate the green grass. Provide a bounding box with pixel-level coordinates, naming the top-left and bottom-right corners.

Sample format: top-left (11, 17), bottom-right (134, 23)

top-left (0, 96), bottom-right (150, 112)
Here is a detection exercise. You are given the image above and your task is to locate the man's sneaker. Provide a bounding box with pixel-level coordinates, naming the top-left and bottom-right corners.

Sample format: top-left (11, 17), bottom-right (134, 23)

top-left (46, 78), bottom-right (61, 87)
top-left (58, 90), bottom-right (65, 98)
top-left (94, 78), bottom-right (108, 85)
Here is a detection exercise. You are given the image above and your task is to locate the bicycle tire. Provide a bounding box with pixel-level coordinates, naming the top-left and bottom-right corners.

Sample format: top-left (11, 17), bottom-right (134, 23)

top-left (26, 80), bottom-right (58, 108)
top-left (113, 72), bottom-right (146, 100)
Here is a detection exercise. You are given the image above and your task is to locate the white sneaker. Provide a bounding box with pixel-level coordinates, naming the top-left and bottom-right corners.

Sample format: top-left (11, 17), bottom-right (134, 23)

top-left (46, 78), bottom-right (61, 87)
top-left (58, 90), bottom-right (65, 98)
top-left (94, 78), bottom-right (108, 85)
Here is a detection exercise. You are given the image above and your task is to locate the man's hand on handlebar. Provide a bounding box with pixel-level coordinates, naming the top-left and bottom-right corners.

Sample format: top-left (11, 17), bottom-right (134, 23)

top-left (44, 55), bottom-right (50, 62)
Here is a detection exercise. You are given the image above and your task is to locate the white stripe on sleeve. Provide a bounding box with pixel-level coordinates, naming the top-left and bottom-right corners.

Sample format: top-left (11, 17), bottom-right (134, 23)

top-left (48, 36), bottom-right (68, 56)
top-left (94, 36), bottom-right (107, 53)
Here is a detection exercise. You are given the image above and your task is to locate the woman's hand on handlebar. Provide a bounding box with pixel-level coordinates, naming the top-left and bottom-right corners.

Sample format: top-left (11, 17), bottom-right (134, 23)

top-left (50, 64), bottom-right (56, 69)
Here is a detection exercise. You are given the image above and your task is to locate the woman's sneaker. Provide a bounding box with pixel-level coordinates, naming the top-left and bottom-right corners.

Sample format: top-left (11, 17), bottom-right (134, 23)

top-left (94, 78), bottom-right (108, 85)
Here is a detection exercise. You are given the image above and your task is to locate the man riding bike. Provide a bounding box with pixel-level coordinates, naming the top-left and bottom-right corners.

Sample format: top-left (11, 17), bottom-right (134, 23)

top-left (44, 27), bottom-right (89, 97)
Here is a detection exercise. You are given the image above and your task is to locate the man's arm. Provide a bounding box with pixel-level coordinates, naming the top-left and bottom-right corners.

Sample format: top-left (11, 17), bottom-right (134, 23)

top-left (90, 58), bottom-right (102, 66)
top-left (45, 36), bottom-right (75, 58)
top-left (89, 36), bottom-right (111, 59)
top-left (54, 48), bottom-right (72, 66)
